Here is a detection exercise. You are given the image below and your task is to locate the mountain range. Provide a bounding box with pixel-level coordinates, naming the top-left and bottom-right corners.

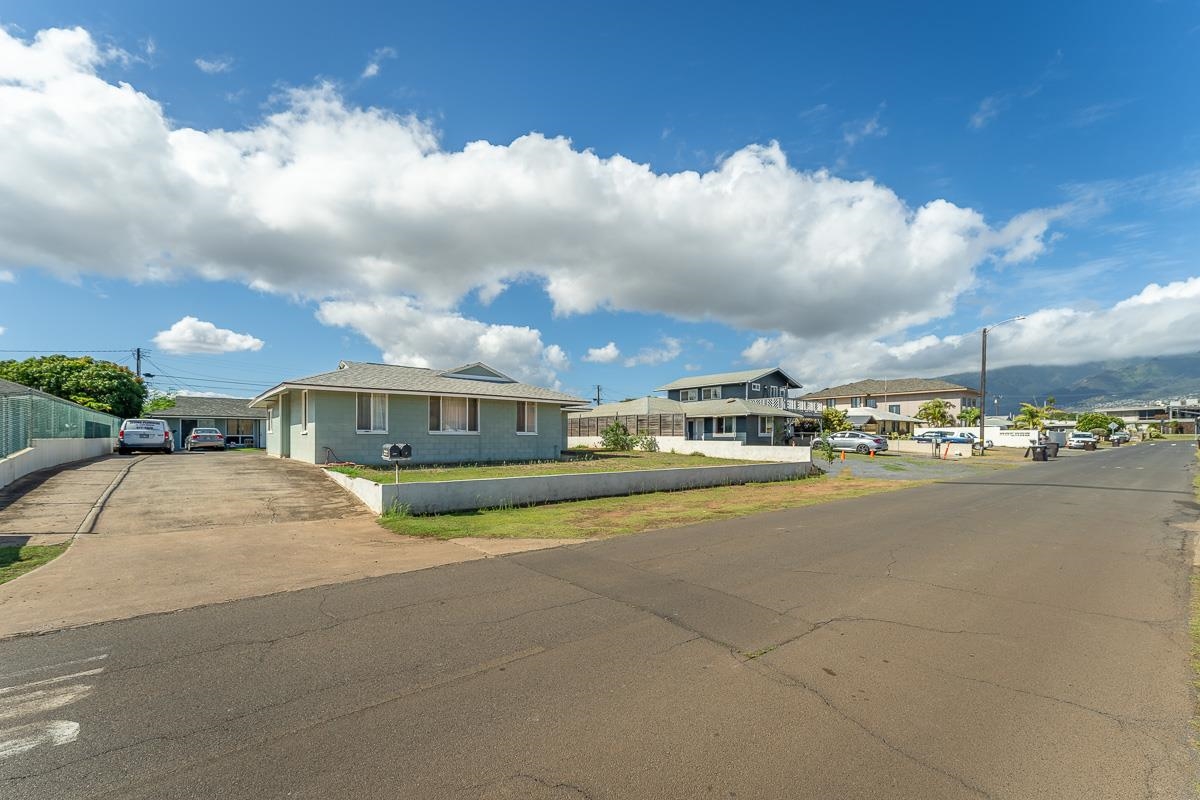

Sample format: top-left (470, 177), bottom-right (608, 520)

top-left (937, 353), bottom-right (1200, 416)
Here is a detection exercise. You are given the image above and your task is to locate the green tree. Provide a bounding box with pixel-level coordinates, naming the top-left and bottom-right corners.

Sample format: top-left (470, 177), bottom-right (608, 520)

top-left (143, 394), bottom-right (177, 414)
top-left (0, 355), bottom-right (146, 419)
top-left (821, 407), bottom-right (851, 432)
top-left (958, 406), bottom-right (981, 426)
top-left (1011, 402), bottom-right (1046, 430)
top-left (1074, 412), bottom-right (1123, 437)
top-left (915, 398), bottom-right (955, 427)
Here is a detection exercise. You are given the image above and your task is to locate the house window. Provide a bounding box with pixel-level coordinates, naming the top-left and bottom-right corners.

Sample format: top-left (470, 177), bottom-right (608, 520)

top-left (866, 398), bottom-right (877, 408)
top-left (701, 387), bottom-right (722, 400)
top-left (301, 390), bottom-right (309, 433)
top-left (826, 398), bottom-right (836, 408)
top-left (266, 408), bottom-right (273, 434)
top-left (516, 401), bottom-right (537, 434)
top-left (771, 386), bottom-right (781, 397)
top-left (356, 393), bottom-right (388, 433)
top-left (850, 396), bottom-right (862, 408)
top-left (751, 383), bottom-right (761, 391)
top-left (888, 404), bottom-right (901, 415)
top-left (714, 417), bottom-right (735, 435)
top-left (758, 417), bottom-right (772, 436)
top-left (429, 396), bottom-right (479, 434)
top-left (681, 389), bottom-right (699, 401)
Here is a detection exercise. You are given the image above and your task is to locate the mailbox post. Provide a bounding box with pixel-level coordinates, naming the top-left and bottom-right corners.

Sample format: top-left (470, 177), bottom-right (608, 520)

top-left (381, 443), bottom-right (412, 483)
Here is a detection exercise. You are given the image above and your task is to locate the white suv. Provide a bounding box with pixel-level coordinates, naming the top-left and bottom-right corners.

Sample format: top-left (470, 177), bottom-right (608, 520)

top-left (1066, 431), bottom-right (1098, 450)
top-left (118, 418), bottom-right (174, 455)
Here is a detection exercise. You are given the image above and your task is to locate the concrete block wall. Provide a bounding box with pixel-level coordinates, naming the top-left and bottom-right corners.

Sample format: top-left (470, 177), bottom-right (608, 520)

top-left (0, 438), bottom-right (117, 489)
top-left (567, 436), bottom-right (813, 463)
top-left (325, 461), bottom-right (812, 515)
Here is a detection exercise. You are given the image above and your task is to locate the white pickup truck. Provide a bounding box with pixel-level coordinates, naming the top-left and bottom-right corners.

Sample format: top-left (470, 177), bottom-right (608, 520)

top-left (1066, 431), bottom-right (1098, 449)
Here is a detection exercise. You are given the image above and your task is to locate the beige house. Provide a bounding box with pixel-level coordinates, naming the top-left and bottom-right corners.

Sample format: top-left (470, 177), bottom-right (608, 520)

top-left (799, 378), bottom-right (981, 424)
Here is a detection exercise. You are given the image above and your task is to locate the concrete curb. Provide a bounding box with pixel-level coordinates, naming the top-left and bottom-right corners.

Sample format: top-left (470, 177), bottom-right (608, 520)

top-left (75, 456), bottom-right (145, 535)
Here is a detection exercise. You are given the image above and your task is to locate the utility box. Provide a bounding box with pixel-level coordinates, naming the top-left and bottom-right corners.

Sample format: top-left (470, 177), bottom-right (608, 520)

top-left (382, 443), bottom-right (412, 461)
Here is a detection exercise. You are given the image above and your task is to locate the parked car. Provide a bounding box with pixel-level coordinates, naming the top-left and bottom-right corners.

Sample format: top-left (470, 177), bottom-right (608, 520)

top-left (185, 428), bottom-right (226, 452)
top-left (1067, 431), bottom-right (1098, 449)
top-left (913, 430), bottom-right (953, 443)
top-left (1110, 430), bottom-right (1130, 444)
top-left (814, 430), bottom-right (889, 454)
top-left (117, 418), bottom-right (174, 455)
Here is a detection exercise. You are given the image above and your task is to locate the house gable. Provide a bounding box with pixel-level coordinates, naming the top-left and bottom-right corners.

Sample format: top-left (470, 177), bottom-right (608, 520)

top-left (438, 363), bottom-right (516, 383)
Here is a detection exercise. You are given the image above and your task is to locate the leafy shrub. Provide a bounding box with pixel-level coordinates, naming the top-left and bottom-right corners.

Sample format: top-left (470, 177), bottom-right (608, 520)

top-left (600, 421), bottom-right (637, 450)
top-left (635, 435), bottom-right (660, 452)
top-left (1090, 428), bottom-right (1107, 440)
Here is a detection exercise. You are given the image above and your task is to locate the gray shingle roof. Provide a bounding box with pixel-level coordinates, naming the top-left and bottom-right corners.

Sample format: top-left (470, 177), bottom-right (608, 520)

top-left (150, 396), bottom-right (268, 419)
top-left (656, 367), bottom-right (802, 392)
top-left (800, 378), bottom-right (977, 400)
top-left (0, 378), bottom-right (30, 394)
top-left (568, 395), bottom-right (802, 419)
top-left (252, 361), bottom-right (586, 406)
top-left (569, 396), bottom-right (685, 417)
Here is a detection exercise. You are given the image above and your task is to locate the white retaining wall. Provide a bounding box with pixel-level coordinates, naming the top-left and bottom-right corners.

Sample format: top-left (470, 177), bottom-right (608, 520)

top-left (886, 439), bottom-right (974, 458)
top-left (0, 437), bottom-right (117, 489)
top-left (566, 436), bottom-right (812, 463)
top-left (325, 462), bottom-right (813, 515)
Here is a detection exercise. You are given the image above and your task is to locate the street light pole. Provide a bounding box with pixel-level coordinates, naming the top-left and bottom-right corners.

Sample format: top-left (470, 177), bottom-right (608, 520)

top-left (979, 316), bottom-right (1026, 455)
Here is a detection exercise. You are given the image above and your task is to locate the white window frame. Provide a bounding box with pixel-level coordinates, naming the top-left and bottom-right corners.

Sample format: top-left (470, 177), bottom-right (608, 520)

top-left (758, 416), bottom-right (772, 436)
top-left (355, 392), bottom-right (388, 434)
top-left (850, 396), bottom-right (862, 408)
top-left (266, 407), bottom-right (273, 434)
top-left (301, 390), bottom-right (309, 434)
top-left (751, 383), bottom-right (761, 391)
top-left (888, 404), bottom-right (901, 415)
top-left (681, 389), bottom-right (699, 401)
top-left (701, 387), bottom-right (722, 400)
top-left (429, 396), bottom-right (480, 435)
top-left (516, 401), bottom-right (538, 435)
top-left (714, 416), bottom-right (736, 436)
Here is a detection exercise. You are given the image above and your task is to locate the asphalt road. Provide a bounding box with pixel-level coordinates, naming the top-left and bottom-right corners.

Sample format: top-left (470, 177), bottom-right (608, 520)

top-left (2, 443), bottom-right (1197, 799)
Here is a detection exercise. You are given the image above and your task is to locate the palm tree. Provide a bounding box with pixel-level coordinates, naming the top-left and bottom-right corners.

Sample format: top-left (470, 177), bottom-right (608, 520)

top-left (1012, 402), bottom-right (1046, 430)
top-left (915, 398), bottom-right (955, 427)
top-left (959, 406), bottom-right (981, 426)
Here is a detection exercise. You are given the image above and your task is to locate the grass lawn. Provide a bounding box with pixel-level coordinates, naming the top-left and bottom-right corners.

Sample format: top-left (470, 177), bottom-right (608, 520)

top-left (333, 450), bottom-right (764, 484)
top-left (1192, 451), bottom-right (1200, 766)
top-left (378, 473), bottom-right (924, 540)
top-left (0, 543), bottom-right (69, 585)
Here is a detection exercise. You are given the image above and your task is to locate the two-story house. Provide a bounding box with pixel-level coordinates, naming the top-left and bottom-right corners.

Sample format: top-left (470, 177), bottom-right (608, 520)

top-left (799, 378), bottom-right (980, 428)
top-left (654, 367), bottom-right (819, 444)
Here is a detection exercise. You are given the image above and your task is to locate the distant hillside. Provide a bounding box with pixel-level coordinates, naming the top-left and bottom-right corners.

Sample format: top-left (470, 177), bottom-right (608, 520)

top-left (937, 353), bottom-right (1200, 416)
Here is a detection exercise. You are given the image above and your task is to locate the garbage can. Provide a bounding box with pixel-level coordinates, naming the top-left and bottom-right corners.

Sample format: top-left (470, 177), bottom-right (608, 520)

top-left (1030, 445), bottom-right (1048, 461)
top-left (1084, 442), bottom-right (1096, 451)
top-left (1046, 442), bottom-right (1060, 458)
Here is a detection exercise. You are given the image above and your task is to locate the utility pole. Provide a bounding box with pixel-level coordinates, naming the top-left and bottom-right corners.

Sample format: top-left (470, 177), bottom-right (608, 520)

top-left (135, 347), bottom-right (143, 378)
top-left (594, 385), bottom-right (602, 407)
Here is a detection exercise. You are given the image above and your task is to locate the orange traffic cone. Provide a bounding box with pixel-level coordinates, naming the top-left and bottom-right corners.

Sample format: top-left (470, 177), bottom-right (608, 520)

top-left (840, 451), bottom-right (845, 461)
top-left (870, 449), bottom-right (875, 459)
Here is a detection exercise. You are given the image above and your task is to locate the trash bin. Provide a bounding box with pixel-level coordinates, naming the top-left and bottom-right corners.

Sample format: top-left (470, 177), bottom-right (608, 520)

top-left (1046, 442), bottom-right (1059, 458)
top-left (1029, 444), bottom-right (1048, 461)
top-left (1084, 442), bottom-right (1096, 451)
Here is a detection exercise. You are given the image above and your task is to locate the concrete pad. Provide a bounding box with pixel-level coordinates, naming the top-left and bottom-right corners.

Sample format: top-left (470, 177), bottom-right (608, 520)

top-left (0, 517), bottom-right (482, 638)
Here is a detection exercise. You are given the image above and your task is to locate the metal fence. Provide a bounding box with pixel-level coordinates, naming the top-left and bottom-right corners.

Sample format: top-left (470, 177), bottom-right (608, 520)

top-left (0, 388), bottom-right (121, 458)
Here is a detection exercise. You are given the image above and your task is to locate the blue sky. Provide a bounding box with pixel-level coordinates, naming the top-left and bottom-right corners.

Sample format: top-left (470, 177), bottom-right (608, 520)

top-left (1, 1), bottom-right (1198, 402)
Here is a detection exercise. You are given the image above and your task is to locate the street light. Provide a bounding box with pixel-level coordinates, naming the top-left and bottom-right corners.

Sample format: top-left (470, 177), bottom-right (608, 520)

top-left (979, 316), bottom-right (1026, 455)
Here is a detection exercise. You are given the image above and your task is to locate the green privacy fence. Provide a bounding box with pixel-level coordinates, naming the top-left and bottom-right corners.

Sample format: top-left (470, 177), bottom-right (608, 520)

top-left (0, 388), bottom-right (121, 459)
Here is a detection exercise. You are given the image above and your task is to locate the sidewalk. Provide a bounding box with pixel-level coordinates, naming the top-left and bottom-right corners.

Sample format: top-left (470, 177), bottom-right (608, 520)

top-left (0, 454), bottom-right (572, 639)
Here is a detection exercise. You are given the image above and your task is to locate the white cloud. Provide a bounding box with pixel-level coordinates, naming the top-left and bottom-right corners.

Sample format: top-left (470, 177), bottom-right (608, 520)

top-left (747, 277), bottom-right (1200, 388)
top-left (843, 104), bottom-right (887, 146)
top-left (969, 95), bottom-right (1006, 130)
top-left (0, 25), bottom-right (1063, 354)
top-left (153, 316), bottom-right (264, 354)
top-left (178, 390), bottom-right (238, 398)
top-left (194, 55), bottom-right (234, 74)
top-left (361, 47), bottom-right (396, 79)
top-left (0, 325), bottom-right (5, 335)
top-left (583, 341), bottom-right (620, 363)
top-left (0, 269), bottom-right (13, 282)
top-left (624, 337), bottom-right (682, 367)
top-left (316, 298), bottom-right (568, 387)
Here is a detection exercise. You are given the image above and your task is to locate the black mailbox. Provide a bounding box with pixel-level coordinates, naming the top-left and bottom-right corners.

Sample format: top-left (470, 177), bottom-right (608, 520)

top-left (382, 443), bottom-right (412, 461)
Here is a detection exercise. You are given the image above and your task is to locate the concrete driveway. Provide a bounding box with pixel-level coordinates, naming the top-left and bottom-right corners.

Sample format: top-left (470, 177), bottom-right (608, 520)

top-left (0, 452), bottom-right (517, 638)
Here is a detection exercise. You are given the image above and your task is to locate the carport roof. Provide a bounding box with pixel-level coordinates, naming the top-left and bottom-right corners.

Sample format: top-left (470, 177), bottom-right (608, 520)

top-left (251, 361), bottom-right (587, 406)
top-left (149, 396), bottom-right (268, 419)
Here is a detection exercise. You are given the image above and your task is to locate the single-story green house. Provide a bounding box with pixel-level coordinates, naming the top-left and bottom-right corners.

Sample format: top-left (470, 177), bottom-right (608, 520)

top-left (249, 361), bottom-right (588, 466)
top-left (149, 396), bottom-right (268, 449)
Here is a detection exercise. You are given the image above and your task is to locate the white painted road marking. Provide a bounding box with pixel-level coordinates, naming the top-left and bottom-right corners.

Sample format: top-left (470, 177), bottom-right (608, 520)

top-left (0, 654), bottom-right (106, 760)
top-left (0, 721), bottom-right (80, 759)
